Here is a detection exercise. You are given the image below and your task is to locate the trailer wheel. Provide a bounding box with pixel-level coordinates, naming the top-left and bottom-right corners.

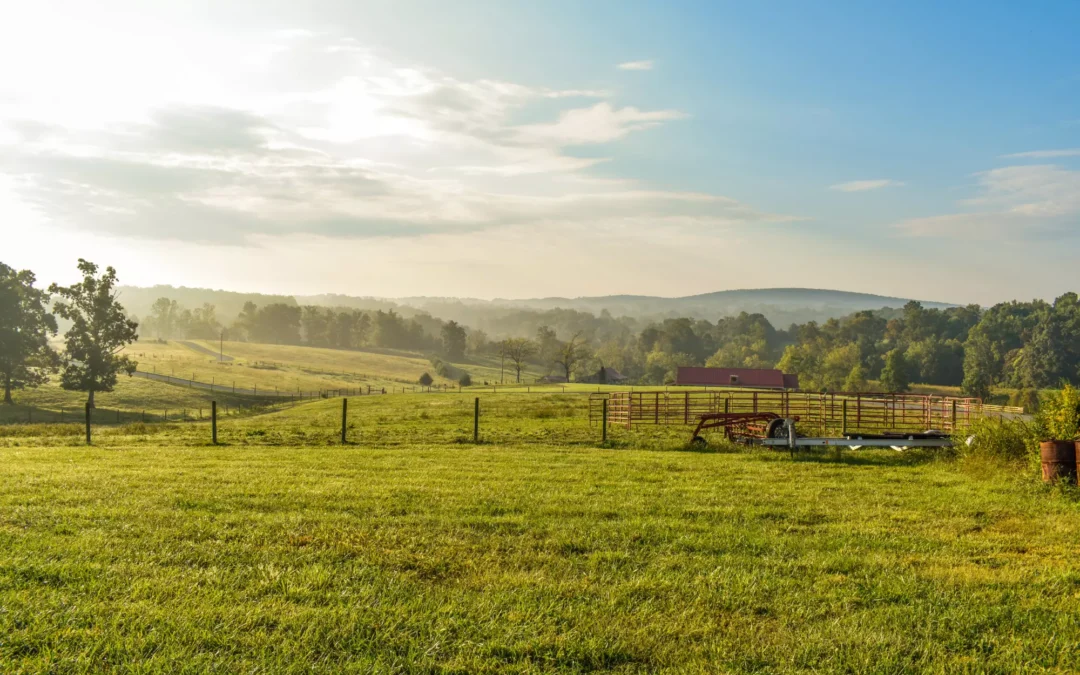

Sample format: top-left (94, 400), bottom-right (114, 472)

top-left (766, 419), bottom-right (789, 439)
top-left (690, 435), bottom-right (707, 448)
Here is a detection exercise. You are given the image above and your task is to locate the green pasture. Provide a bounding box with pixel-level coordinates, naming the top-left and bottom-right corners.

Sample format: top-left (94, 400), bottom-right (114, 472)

top-left (2, 427), bottom-right (1079, 672)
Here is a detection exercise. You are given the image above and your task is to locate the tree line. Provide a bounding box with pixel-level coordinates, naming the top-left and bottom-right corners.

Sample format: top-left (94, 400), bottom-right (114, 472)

top-left (5, 258), bottom-right (1079, 404)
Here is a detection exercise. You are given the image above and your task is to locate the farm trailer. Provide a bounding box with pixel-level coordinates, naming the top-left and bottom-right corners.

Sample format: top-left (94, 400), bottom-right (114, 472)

top-left (588, 389), bottom-right (1017, 446)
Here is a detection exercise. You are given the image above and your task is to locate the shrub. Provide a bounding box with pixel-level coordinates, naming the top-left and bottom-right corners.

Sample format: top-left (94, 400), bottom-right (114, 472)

top-left (418, 372), bottom-right (434, 387)
top-left (954, 417), bottom-right (1036, 466)
top-left (429, 357), bottom-right (469, 383)
top-left (1008, 388), bottom-right (1040, 413)
top-left (1034, 385), bottom-right (1080, 440)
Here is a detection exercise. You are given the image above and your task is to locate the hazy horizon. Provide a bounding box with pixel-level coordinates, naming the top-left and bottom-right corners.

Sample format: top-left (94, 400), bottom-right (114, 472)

top-left (4, 1), bottom-right (1079, 305)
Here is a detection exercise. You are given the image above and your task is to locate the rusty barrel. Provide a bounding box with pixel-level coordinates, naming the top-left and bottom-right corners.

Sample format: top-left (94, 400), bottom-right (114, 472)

top-left (1040, 441), bottom-right (1077, 485)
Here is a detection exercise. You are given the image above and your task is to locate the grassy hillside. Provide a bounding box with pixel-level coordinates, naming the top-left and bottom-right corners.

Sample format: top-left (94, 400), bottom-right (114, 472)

top-left (120, 340), bottom-right (528, 394)
top-left (0, 375), bottom-right (268, 425)
top-left (2, 425), bottom-right (1077, 672)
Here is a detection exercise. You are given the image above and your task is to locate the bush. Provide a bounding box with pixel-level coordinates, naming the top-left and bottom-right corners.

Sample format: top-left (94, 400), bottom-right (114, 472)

top-left (1034, 385), bottom-right (1080, 440)
top-left (954, 417), bottom-right (1036, 466)
top-left (1009, 388), bottom-right (1040, 413)
top-left (429, 357), bottom-right (469, 383)
top-left (458, 373), bottom-right (472, 387)
top-left (418, 372), bottom-right (434, 387)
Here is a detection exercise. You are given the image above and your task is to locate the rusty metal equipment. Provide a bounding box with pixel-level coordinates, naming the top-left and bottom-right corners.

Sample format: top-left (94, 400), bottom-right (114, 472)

top-left (688, 412), bottom-right (794, 445)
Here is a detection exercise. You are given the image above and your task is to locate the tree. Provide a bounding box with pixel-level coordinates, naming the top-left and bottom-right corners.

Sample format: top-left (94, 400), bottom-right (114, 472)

top-left (961, 332), bottom-right (996, 400)
top-left (554, 331), bottom-right (589, 383)
top-left (879, 348), bottom-right (910, 393)
top-left (48, 260), bottom-right (139, 407)
top-left (500, 338), bottom-right (537, 383)
top-left (418, 372), bottom-right (433, 387)
top-left (535, 325), bottom-right (560, 364)
top-left (843, 364), bottom-right (869, 393)
top-left (441, 320), bottom-right (467, 361)
top-left (187, 303), bottom-right (221, 340)
top-left (148, 297), bottom-right (181, 339)
top-left (458, 373), bottom-right (472, 387)
top-left (0, 263), bottom-right (59, 404)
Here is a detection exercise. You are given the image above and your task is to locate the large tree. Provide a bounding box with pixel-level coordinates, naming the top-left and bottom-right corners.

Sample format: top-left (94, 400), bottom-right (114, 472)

top-left (554, 331), bottom-right (590, 383)
top-left (0, 263), bottom-right (59, 404)
top-left (879, 348), bottom-right (911, 393)
top-left (49, 260), bottom-right (139, 407)
top-left (499, 338), bottom-right (537, 383)
top-left (441, 320), bottom-right (468, 361)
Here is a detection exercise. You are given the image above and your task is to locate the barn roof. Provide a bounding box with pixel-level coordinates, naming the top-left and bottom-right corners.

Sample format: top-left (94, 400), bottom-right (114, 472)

top-left (676, 367), bottom-right (796, 389)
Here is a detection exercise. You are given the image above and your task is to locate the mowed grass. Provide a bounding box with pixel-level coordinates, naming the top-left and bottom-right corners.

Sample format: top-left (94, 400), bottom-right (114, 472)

top-left (3, 437), bottom-right (1080, 673)
top-left (124, 340), bottom-right (542, 394)
top-left (0, 376), bottom-right (267, 425)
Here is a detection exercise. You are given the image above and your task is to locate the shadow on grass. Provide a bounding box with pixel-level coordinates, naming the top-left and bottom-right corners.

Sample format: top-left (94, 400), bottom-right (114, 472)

top-left (785, 446), bottom-right (948, 467)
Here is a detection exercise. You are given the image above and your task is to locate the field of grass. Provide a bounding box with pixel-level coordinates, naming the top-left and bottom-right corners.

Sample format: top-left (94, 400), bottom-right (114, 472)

top-left (3, 418), bottom-right (1080, 672)
top-left (123, 340), bottom-right (544, 394)
top-left (0, 375), bottom-right (268, 425)
top-left (2, 374), bottom-right (1074, 672)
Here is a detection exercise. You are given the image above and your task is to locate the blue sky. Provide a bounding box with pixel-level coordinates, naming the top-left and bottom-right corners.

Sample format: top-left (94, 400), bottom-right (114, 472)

top-left (2, 0), bottom-right (1078, 304)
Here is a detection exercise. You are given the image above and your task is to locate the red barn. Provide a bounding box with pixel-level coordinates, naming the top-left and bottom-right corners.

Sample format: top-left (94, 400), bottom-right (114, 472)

top-left (676, 367), bottom-right (799, 390)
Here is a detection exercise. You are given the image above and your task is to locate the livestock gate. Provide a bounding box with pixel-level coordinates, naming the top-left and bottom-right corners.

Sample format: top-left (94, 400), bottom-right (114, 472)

top-left (589, 389), bottom-right (989, 438)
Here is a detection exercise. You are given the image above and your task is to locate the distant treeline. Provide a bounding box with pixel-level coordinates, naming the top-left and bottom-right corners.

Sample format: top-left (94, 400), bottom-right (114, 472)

top-left (136, 290), bottom-right (1080, 400)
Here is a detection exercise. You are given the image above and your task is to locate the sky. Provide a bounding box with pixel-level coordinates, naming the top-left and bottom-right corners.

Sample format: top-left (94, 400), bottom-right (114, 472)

top-left (2, 0), bottom-right (1079, 305)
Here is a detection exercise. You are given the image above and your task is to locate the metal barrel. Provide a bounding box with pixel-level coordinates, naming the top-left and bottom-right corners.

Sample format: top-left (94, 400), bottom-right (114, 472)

top-left (1040, 441), bottom-right (1077, 485)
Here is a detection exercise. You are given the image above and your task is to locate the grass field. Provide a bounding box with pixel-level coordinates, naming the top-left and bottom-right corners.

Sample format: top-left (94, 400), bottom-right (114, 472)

top-left (123, 340), bottom-right (543, 394)
top-left (0, 375), bottom-right (269, 425)
top-left (3, 429), bottom-right (1080, 673)
top-left (0, 364), bottom-right (1066, 671)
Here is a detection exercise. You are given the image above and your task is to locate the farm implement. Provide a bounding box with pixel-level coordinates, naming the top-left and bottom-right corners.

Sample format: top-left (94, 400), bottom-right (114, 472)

top-left (588, 389), bottom-right (1014, 450)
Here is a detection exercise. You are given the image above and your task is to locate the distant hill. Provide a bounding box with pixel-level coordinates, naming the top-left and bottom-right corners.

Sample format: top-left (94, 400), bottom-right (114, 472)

top-left (121, 285), bottom-right (957, 329)
top-left (117, 285), bottom-right (297, 322)
top-left (388, 288), bottom-right (957, 327)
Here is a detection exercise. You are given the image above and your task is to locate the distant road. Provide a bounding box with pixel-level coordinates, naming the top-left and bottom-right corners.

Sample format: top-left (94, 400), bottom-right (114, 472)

top-left (176, 340), bottom-right (234, 362)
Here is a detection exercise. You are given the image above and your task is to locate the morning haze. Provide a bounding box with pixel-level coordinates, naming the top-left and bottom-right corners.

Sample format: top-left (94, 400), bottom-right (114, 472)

top-left (3, 1), bottom-right (1080, 672)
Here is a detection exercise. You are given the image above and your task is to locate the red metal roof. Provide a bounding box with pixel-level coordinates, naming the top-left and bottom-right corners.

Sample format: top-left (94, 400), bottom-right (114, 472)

top-left (676, 367), bottom-right (796, 389)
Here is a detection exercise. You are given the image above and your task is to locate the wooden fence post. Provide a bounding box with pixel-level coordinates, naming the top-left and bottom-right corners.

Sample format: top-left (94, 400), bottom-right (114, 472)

top-left (212, 401), bottom-right (218, 444)
top-left (842, 399), bottom-right (848, 436)
top-left (474, 397), bottom-right (480, 443)
top-left (341, 398), bottom-right (348, 444)
top-left (602, 398), bottom-right (608, 444)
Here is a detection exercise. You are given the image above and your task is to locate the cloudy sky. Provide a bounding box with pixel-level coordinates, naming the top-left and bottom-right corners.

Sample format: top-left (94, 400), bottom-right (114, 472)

top-left (3, 0), bottom-right (1079, 304)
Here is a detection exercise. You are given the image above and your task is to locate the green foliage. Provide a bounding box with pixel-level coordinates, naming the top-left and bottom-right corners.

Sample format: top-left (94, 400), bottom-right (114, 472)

top-left (458, 373), bottom-right (472, 387)
top-left (843, 364), bottom-right (869, 392)
top-left (48, 260), bottom-right (139, 406)
top-left (0, 263), bottom-right (58, 403)
top-left (1008, 388), bottom-right (1040, 413)
top-left (440, 320), bottom-right (467, 360)
top-left (1034, 385), bottom-right (1080, 440)
top-left (418, 372), bottom-right (434, 387)
top-left (953, 417), bottom-right (1036, 465)
top-left (879, 349), bottom-right (910, 393)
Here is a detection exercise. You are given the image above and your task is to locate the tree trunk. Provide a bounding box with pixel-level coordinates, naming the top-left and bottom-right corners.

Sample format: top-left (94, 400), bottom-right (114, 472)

top-left (87, 388), bottom-right (96, 409)
top-left (2, 375), bottom-right (12, 405)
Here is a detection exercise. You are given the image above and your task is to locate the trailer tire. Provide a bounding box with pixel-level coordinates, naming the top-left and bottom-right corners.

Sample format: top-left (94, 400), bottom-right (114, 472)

top-left (766, 419), bottom-right (789, 439)
top-left (690, 435), bottom-right (707, 448)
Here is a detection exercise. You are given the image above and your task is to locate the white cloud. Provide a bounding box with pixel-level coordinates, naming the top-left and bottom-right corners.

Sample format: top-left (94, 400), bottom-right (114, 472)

top-left (0, 27), bottom-right (773, 246)
top-left (517, 102), bottom-right (688, 145)
top-left (617, 60), bottom-right (654, 71)
top-left (898, 164), bottom-right (1080, 237)
top-left (1002, 148), bottom-right (1080, 159)
top-left (829, 179), bottom-right (904, 192)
